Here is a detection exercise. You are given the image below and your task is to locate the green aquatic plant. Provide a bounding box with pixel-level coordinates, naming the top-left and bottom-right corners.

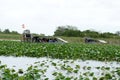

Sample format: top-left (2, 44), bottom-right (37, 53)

top-left (0, 41), bottom-right (120, 61)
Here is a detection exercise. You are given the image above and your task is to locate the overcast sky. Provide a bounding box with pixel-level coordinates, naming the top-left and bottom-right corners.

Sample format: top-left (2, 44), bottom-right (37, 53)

top-left (0, 0), bottom-right (120, 35)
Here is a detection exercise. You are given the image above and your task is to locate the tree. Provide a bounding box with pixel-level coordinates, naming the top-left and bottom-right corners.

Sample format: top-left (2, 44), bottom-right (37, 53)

top-left (3, 29), bottom-right (10, 34)
top-left (54, 25), bottom-right (120, 38)
top-left (66, 25), bottom-right (78, 30)
top-left (54, 26), bottom-right (66, 36)
top-left (82, 30), bottom-right (100, 38)
top-left (116, 31), bottom-right (120, 36)
top-left (0, 29), bottom-right (2, 33)
top-left (39, 33), bottom-right (45, 36)
top-left (100, 32), bottom-right (117, 38)
top-left (54, 25), bottom-right (80, 37)
top-left (11, 31), bottom-right (19, 34)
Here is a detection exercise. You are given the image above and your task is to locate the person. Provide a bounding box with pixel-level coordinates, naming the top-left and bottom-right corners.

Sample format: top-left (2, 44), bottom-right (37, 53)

top-left (32, 36), bottom-right (40, 42)
top-left (85, 37), bottom-right (96, 43)
top-left (22, 29), bottom-right (32, 42)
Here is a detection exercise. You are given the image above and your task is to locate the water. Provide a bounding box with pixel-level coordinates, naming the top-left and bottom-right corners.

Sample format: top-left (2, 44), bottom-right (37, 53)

top-left (0, 56), bottom-right (120, 79)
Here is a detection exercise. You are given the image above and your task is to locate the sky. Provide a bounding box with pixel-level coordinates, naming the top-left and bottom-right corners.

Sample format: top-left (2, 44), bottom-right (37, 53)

top-left (0, 0), bottom-right (120, 35)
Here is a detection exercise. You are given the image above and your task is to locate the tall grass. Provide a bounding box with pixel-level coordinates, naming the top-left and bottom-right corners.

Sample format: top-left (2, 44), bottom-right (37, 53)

top-left (0, 33), bottom-right (21, 40)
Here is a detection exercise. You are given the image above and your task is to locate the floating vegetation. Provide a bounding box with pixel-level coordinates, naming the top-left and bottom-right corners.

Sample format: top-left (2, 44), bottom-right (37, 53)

top-left (0, 40), bottom-right (120, 79)
top-left (0, 41), bottom-right (120, 61)
top-left (0, 57), bottom-right (120, 79)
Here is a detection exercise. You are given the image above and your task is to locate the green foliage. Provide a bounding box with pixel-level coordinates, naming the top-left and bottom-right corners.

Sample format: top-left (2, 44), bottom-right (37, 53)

top-left (0, 33), bottom-right (20, 40)
top-left (116, 31), bottom-right (120, 36)
top-left (0, 28), bottom-right (2, 33)
top-left (3, 29), bottom-right (10, 34)
top-left (0, 64), bottom-right (41, 80)
top-left (54, 25), bottom-right (120, 38)
top-left (0, 56), bottom-right (120, 79)
top-left (11, 31), bottom-right (19, 34)
top-left (0, 41), bottom-right (120, 61)
top-left (54, 25), bottom-right (81, 37)
top-left (0, 29), bottom-right (19, 34)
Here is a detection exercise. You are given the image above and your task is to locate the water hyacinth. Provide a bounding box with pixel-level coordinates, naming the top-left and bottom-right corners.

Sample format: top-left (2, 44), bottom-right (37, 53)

top-left (0, 58), bottom-right (120, 79)
top-left (0, 41), bottom-right (120, 79)
top-left (0, 41), bottom-right (120, 61)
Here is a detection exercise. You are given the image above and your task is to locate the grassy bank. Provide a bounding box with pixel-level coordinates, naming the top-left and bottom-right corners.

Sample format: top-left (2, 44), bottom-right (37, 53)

top-left (59, 36), bottom-right (120, 44)
top-left (0, 33), bottom-right (21, 40)
top-left (0, 33), bottom-right (120, 44)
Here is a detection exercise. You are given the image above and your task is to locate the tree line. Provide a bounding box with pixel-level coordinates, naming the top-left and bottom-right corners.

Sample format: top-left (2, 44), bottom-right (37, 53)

top-left (0, 29), bottom-right (19, 34)
top-left (54, 25), bottom-right (120, 38)
top-left (1, 26), bottom-right (120, 38)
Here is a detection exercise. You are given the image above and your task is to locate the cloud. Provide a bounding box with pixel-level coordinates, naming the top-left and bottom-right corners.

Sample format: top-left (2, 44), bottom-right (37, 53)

top-left (0, 0), bottom-right (120, 35)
